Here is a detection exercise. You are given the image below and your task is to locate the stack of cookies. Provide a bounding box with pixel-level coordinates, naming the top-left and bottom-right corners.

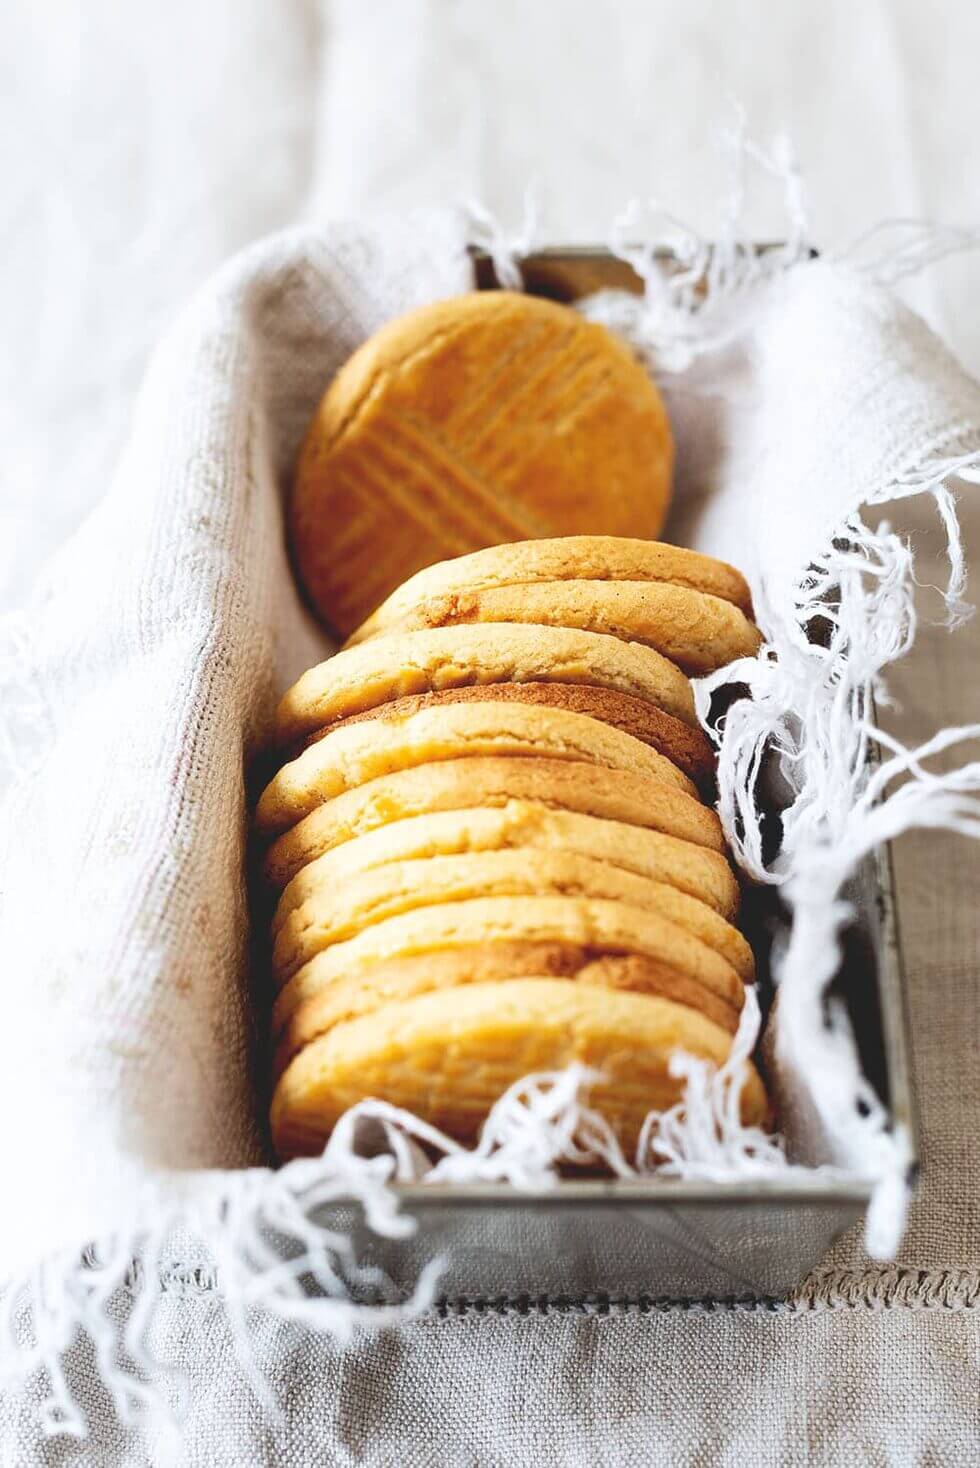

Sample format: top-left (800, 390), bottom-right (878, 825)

top-left (258, 536), bottom-right (770, 1162)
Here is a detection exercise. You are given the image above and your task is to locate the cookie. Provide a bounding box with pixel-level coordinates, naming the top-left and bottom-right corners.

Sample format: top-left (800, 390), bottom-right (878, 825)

top-left (271, 848), bottom-right (755, 985)
top-left (348, 536), bottom-right (753, 645)
top-left (263, 757), bottom-right (726, 890)
top-left (271, 802), bottom-right (739, 937)
top-left (368, 580), bottom-right (762, 676)
top-left (302, 682), bottom-right (715, 789)
top-left (272, 895), bottom-right (746, 1035)
top-left (270, 979), bottom-right (768, 1160)
top-left (273, 623), bottom-right (696, 746)
top-left (291, 294), bottom-right (674, 636)
top-left (256, 700), bottom-right (695, 836)
top-left (272, 948), bottom-right (742, 1079)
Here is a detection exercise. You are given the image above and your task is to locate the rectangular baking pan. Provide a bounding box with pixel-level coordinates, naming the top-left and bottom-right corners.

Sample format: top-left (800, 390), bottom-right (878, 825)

top-left (315, 249), bottom-right (918, 1302)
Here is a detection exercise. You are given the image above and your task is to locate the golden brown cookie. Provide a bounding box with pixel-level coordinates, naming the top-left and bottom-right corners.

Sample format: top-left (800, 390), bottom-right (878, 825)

top-left (263, 757), bottom-right (726, 890)
top-left (302, 682), bottom-right (716, 789)
top-left (256, 700), bottom-right (695, 836)
top-left (574, 952), bottom-right (741, 1030)
top-left (273, 623), bottom-right (696, 747)
top-left (291, 294), bottom-right (674, 636)
top-left (349, 536), bottom-right (753, 644)
top-left (271, 848), bottom-right (755, 985)
top-left (271, 802), bottom-right (739, 937)
top-left (270, 979), bottom-right (768, 1160)
top-left (272, 948), bottom-right (742, 1079)
top-left (272, 895), bottom-right (746, 1035)
top-left (370, 580), bottom-right (761, 676)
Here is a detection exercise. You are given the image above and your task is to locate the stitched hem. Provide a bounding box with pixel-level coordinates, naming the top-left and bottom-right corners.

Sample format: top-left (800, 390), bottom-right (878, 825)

top-left (793, 1266), bottom-right (980, 1311)
top-left (147, 1264), bottom-right (980, 1313)
top-left (432, 1271), bottom-right (980, 1316)
top-left (431, 1269), bottom-right (980, 1316)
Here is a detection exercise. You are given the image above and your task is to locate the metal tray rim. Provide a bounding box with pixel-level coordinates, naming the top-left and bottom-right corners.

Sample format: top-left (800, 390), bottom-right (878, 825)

top-left (389, 1176), bottom-right (875, 1209)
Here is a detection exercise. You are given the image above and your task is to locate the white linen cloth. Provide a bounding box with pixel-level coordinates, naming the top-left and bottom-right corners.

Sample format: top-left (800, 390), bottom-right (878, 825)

top-left (0, 0), bottom-right (320, 614)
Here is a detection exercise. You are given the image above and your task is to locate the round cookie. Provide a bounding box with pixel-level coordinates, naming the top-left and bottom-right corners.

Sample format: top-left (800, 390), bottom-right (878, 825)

top-left (270, 979), bottom-right (768, 1160)
top-left (271, 803), bottom-right (739, 936)
top-left (272, 949), bottom-right (743, 1079)
top-left (291, 294), bottom-right (674, 636)
top-left (263, 757), bottom-right (726, 890)
top-left (272, 895), bottom-right (746, 1035)
top-left (273, 623), bottom-right (696, 746)
top-left (370, 580), bottom-right (762, 676)
top-left (271, 848), bottom-right (755, 985)
top-left (257, 700), bottom-right (695, 836)
top-left (302, 682), bottom-right (715, 789)
top-left (349, 535), bottom-right (753, 645)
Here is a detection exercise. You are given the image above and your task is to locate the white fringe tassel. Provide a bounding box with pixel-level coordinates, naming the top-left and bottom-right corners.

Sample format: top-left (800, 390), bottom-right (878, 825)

top-left (694, 478), bottom-right (980, 1264)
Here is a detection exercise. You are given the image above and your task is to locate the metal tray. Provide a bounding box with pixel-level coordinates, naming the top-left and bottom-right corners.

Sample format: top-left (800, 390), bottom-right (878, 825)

top-left (316, 250), bottom-right (918, 1302)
